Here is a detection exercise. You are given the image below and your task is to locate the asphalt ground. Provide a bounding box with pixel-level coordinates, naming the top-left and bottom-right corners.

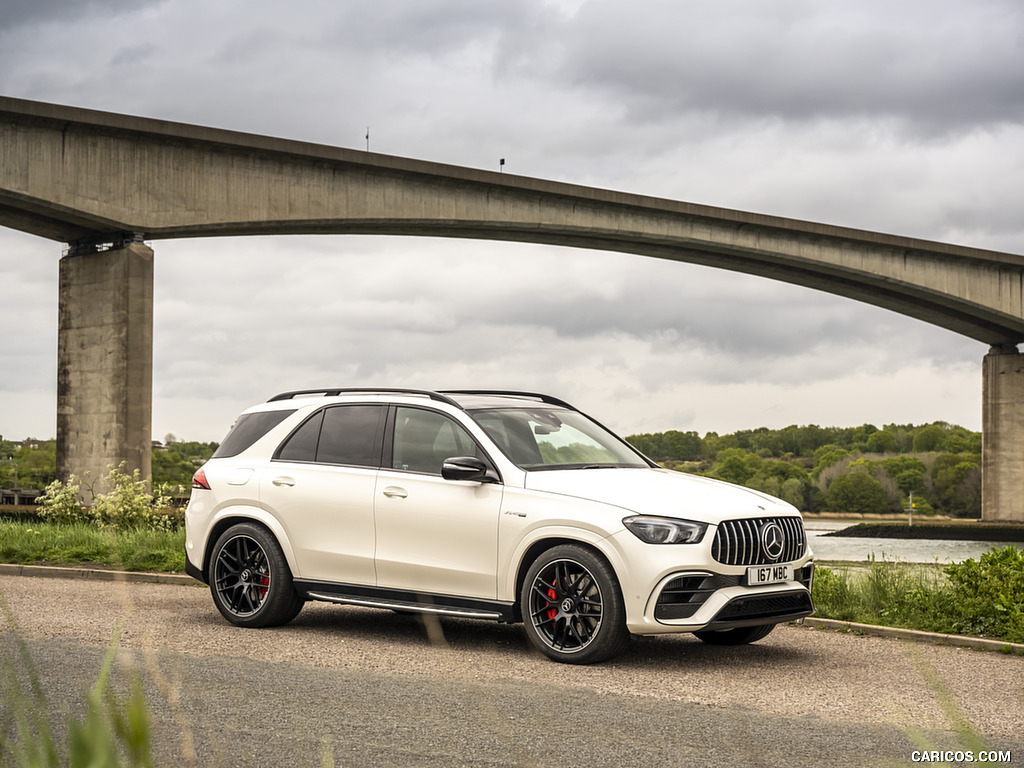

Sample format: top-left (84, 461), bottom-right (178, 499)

top-left (1, 571), bottom-right (1023, 767)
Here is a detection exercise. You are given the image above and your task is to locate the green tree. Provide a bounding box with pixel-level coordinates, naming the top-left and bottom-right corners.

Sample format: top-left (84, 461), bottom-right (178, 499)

top-left (780, 477), bottom-right (807, 509)
top-left (812, 445), bottom-right (850, 478)
top-left (825, 471), bottom-right (888, 515)
top-left (879, 455), bottom-right (927, 495)
top-left (9, 441), bottom-right (57, 490)
top-left (712, 448), bottom-right (763, 485)
top-left (866, 430), bottom-right (898, 453)
top-left (912, 424), bottom-right (948, 452)
top-left (930, 453), bottom-right (982, 517)
top-left (151, 440), bottom-right (218, 492)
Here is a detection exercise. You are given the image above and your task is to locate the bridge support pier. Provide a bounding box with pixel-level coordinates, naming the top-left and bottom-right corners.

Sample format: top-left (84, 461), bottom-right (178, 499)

top-left (57, 240), bottom-right (153, 495)
top-left (982, 344), bottom-right (1024, 522)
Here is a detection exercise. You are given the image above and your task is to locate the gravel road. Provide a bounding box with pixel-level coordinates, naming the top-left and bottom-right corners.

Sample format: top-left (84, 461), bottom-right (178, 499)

top-left (1, 573), bottom-right (1022, 767)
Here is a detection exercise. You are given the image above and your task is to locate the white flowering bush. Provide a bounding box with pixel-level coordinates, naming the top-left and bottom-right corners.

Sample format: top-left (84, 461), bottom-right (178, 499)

top-left (36, 475), bottom-right (90, 525)
top-left (37, 463), bottom-right (178, 531)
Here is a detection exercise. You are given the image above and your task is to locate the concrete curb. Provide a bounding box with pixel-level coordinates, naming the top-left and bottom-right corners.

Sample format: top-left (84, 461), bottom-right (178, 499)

top-left (796, 616), bottom-right (1024, 653)
top-left (0, 562), bottom-right (200, 586)
top-left (3, 563), bottom-right (1023, 654)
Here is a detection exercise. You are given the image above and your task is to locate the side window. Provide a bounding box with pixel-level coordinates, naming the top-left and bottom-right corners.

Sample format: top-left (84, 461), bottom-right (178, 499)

top-left (318, 405), bottom-right (384, 466)
top-left (392, 407), bottom-right (480, 475)
top-left (275, 405), bottom-right (384, 467)
top-left (213, 409), bottom-right (296, 458)
top-left (275, 410), bottom-right (324, 462)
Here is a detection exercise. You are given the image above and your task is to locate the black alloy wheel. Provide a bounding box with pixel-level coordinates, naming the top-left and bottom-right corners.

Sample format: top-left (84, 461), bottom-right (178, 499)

top-left (521, 544), bottom-right (630, 664)
top-left (694, 622), bottom-right (776, 645)
top-left (210, 522), bottom-right (304, 628)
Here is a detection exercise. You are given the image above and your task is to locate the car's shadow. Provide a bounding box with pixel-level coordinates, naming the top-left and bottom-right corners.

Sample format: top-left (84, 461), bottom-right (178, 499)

top-left (202, 600), bottom-right (814, 671)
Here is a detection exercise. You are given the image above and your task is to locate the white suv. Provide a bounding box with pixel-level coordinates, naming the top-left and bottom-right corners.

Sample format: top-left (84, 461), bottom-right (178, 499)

top-left (185, 389), bottom-right (814, 664)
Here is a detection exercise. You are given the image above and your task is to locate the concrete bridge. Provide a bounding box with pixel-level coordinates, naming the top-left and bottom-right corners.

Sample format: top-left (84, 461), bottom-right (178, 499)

top-left (1, 95), bottom-right (1022, 521)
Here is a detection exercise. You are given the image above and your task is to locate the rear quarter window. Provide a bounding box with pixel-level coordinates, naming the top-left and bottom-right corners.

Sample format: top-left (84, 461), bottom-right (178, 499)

top-left (212, 410), bottom-right (296, 458)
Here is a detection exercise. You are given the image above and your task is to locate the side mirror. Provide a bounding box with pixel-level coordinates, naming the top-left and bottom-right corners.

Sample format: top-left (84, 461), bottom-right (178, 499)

top-left (441, 456), bottom-right (497, 483)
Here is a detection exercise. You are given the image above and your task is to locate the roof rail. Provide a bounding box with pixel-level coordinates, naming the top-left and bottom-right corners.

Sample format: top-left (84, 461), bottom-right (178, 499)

top-left (267, 388), bottom-right (463, 408)
top-left (439, 390), bottom-right (577, 411)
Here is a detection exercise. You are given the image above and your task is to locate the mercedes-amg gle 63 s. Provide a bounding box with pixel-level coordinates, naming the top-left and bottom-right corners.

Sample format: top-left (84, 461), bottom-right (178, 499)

top-left (185, 389), bottom-right (814, 664)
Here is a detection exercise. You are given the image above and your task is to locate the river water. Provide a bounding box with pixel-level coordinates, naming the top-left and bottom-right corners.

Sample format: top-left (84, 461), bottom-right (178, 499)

top-left (804, 520), bottom-right (1024, 564)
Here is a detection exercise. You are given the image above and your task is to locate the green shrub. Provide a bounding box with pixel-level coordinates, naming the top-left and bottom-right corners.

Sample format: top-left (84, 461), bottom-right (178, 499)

top-left (810, 566), bottom-right (856, 621)
top-left (943, 546), bottom-right (1024, 643)
top-left (811, 549), bottom-right (1024, 644)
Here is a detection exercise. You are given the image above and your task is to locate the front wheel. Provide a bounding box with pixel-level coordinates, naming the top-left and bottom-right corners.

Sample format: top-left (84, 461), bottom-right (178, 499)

top-left (520, 544), bottom-right (630, 664)
top-left (694, 623), bottom-right (776, 645)
top-left (209, 522), bottom-right (304, 628)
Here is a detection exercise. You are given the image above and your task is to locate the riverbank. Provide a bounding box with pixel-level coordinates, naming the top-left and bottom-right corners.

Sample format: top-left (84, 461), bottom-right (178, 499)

top-left (824, 521), bottom-right (1024, 541)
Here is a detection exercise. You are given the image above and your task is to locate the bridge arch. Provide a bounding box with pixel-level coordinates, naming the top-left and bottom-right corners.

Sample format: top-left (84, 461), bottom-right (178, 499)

top-left (2, 96), bottom-right (1021, 519)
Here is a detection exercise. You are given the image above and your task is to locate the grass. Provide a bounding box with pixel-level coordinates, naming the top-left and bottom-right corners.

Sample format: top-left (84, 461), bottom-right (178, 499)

top-left (0, 617), bottom-right (158, 768)
top-left (0, 521), bottom-right (185, 573)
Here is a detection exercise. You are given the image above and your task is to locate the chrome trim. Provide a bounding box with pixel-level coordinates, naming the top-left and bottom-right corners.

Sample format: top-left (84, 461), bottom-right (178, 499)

top-left (712, 516), bottom-right (807, 566)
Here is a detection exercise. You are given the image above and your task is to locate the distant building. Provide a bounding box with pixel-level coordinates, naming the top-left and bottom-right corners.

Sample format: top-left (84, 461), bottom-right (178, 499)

top-left (0, 488), bottom-right (42, 505)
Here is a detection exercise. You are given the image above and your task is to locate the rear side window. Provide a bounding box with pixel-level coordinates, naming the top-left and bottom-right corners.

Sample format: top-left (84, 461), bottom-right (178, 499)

top-left (212, 410), bottom-right (296, 458)
top-left (275, 405), bottom-right (385, 467)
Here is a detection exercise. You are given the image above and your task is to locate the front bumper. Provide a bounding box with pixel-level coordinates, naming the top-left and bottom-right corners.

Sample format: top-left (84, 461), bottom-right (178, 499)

top-left (609, 524), bottom-right (816, 635)
top-left (653, 563), bottom-right (815, 621)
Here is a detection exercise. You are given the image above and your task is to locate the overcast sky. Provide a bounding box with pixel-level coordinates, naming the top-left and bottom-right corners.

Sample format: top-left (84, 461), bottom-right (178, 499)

top-left (2, 0), bottom-right (1022, 443)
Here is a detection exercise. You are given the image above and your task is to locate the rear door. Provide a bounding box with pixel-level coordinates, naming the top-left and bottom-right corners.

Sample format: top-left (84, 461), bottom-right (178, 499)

top-left (260, 404), bottom-right (385, 585)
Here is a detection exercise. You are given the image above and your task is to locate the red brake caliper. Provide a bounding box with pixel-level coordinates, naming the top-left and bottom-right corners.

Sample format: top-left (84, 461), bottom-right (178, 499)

top-left (258, 573), bottom-right (270, 598)
top-left (547, 583), bottom-right (558, 621)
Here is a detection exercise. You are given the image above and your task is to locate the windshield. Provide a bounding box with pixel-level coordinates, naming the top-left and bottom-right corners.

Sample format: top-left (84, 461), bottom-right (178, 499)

top-left (468, 406), bottom-right (649, 470)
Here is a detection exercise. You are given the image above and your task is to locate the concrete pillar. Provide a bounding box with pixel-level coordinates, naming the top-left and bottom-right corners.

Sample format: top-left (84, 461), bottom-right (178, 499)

top-left (57, 241), bottom-right (153, 496)
top-left (981, 344), bottom-right (1024, 522)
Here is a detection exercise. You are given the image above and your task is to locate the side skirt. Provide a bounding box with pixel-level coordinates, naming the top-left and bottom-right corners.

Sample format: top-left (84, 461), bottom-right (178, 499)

top-left (293, 579), bottom-right (518, 623)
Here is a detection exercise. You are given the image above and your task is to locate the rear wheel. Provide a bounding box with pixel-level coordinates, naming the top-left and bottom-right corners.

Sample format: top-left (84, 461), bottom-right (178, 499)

top-left (694, 623), bottom-right (776, 645)
top-left (209, 522), bottom-right (304, 628)
top-left (520, 544), bottom-right (630, 664)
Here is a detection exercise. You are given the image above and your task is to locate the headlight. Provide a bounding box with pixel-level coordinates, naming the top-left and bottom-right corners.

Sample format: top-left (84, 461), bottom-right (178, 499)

top-left (622, 516), bottom-right (707, 544)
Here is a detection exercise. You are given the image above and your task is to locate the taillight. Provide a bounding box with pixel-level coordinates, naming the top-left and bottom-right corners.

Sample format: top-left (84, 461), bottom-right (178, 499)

top-left (192, 468), bottom-right (211, 490)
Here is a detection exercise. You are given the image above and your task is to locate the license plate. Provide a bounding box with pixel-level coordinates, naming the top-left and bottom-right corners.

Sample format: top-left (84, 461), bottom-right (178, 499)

top-left (747, 564), bottom-right (793, 585)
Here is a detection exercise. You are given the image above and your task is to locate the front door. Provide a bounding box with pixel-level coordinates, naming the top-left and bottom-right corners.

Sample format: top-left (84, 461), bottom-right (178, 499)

top-left (374, 406), bottom-right (503, 599)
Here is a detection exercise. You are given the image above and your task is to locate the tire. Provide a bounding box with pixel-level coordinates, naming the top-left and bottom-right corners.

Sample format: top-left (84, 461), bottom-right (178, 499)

top-left (520, 544), bottom-right (630, 664)
top-left (694, 623), bottom-right (776, 645)
top-left (209, 522), bottom-right (304, 628)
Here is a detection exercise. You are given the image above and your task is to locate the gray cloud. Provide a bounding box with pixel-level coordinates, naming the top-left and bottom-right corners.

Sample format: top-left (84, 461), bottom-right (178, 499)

top-left (549, 0), bottom-right (1024, 134)
top-left (0, 0), bottom-right (157, 28)
top-left (0, 0), bottom-right (1012, 440)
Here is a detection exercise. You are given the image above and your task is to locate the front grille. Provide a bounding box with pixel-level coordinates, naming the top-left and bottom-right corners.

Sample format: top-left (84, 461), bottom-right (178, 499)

top-left (711, 517), bottom-right (806, 566)
top-left (655, 573), bottom-right (741, 620)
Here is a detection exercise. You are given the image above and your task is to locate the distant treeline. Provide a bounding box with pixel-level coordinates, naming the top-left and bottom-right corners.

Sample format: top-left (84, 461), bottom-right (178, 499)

top-left (4, 421), bottom-right (982, 517)
top-left (625, 422), bottom-right (982, 517)
top-left (0, 438), bottom-right (218, 496)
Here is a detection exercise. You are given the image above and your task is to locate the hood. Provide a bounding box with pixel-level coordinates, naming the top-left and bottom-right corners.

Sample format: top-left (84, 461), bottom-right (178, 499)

top-left (524, 467), bottom-right (798, 525)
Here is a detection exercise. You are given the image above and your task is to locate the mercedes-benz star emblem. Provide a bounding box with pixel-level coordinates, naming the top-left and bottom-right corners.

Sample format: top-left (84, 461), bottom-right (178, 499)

top-left (760, 522), bottom-right (785, 561)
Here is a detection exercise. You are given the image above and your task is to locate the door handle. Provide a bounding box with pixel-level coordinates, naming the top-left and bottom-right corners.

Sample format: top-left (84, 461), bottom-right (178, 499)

top-left (382, 486), bottom-right (408, 499)
top-left (272, 476), bottom-right (296, 487)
